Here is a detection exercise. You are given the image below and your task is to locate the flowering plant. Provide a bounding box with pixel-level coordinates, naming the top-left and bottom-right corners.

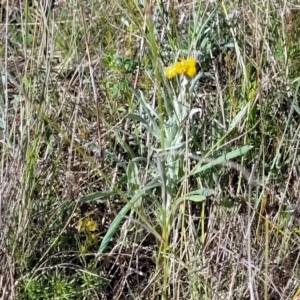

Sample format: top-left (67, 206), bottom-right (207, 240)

top-left (76, 217), bottom-right (98, 253)
top-left (165, 57), bottom-right (197, 79)
top-left (76, 218), bottom-right (97, 232)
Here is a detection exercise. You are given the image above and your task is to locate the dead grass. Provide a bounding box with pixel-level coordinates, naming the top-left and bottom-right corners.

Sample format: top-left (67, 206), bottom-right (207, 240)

top-left (0, 0), bottom-right (300, 299)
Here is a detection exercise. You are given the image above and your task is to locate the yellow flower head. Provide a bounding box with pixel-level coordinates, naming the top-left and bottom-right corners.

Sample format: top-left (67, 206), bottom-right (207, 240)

top-left (184, 57), bottom-right (197, 77)
top-left (165, 57), bottom-right (196, 79)
top-left (84, 219), bottom-right (97, 232)
top-left (76, 219), bottom-right (83, 231)
top-left (76, 218), bottom-right (97, 232)
top-left (87, 234), bottom-right (98, 244)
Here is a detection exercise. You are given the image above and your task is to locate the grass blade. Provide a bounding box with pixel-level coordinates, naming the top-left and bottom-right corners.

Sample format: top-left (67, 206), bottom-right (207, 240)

top-left (190, 145), bottom-right (253, 176)
top-left (97, 178), bottom-right (161, 255)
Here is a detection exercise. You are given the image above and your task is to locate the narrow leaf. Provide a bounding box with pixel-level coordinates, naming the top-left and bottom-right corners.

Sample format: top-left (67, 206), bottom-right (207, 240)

top-left (182, 195), bottom-right (207, 202)
top-left (229, 104), bottom-right (247, 131)
top-left (191, 145), bottom-right (253, 176)
top-left (127, 113), bottom-right (160, 139)
top-left (177, 188), bottom-right (214, 204)
top-left (97, 179), bottom-right (161, 255)
top-left (80, 191), bottom-right (118, 203)
top-left (126, 161), bottom-right (140, 195)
